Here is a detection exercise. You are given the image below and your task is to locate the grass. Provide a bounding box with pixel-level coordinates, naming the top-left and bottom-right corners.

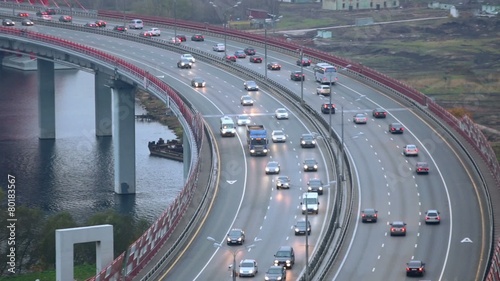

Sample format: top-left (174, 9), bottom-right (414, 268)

top-left (2, 264), bottom-right (96, 281)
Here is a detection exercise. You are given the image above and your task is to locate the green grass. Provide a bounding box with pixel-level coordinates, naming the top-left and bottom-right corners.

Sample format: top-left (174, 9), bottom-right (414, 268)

top-left (2, 264), bottom-right (96, 281)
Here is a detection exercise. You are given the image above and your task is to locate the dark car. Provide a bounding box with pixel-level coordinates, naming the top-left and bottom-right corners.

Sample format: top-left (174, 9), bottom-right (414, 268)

top-left (390, 221), bottom-right (407, 236)
top-left (389, 122), bottom-right (404, 134)
top-left (265, 265), bottom-right (286, 280)
top-left (224, 55), bottom-right (237, 62)
top-left (274, 246), bottom-right (295, 269)
top-left (267, 62), bottom-right (281, 70)
top-left (17, 12), bottom-right (29, 17)
top-left (294, 220), bottom-right (311, 235)
top-left (361, 208), bottom-right (378, 222)
top-left (265, 161), bottom-right (281, 175)
top-left (191, 34), bottom-right (204, 41)
top-left (307, 178), bottom-right (324, 195)
top-left (244, 47), bottom-right (256, 55)
top-left (234, 50), bottom-right (247, 58)
top-left (275, 176), bottom-right (290, 190)
top-left (243, 80), bottom-right (259, 91)
top-left (21, 19), bottom-right (34, 26)
top-left (297, 57), bottom-right (311, 66)
top-left (372, 108), bottom-right (387, 118)
top-left (303, 159), bottom-right (318, 172)
top-left (45, 8), bottom-right (56, 15)
top-left (249, 56), bottom-right (262, 63)
top-left (176, 34), bottom-right (187, 42)
top-left (2, 19), bottom-right (15, 26)
top-left (84, 22), bottom-right (98, 27)
top-left (226, 228), bottom-right (245, 245)
top-left (139, 31), bottom-right (153, 38)
top-left (113, 25), bottom-right (127, 32)
top-left (191, 77), bottom-right (206, 88)
top-left (95, 20), bottom-right (107, 27)
top-left (290, 71), bottom-right (305, 81)
top-left (321, 103), bottom-right (335, 114)
top-left (58, 15), bottom-right (72, 22)
top-left (406, 260), bottom-right (425, 277)
top-left (300, 133), bottom-right (316, 148)
top-left (177, 58), bottom-right (192, 69)
top-left (416, 162), bottom-right (429, 174)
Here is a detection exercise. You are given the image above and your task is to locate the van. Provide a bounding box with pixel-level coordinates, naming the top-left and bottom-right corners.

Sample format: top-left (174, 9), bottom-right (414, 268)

top-left (128, 19), bottom-right (143, 29)
top-left (301, 192), bottom-right (319, 214)
top-left (220, 116), bottom-right (236, 137)
top-left (273, 246), bottom-right (295, 269)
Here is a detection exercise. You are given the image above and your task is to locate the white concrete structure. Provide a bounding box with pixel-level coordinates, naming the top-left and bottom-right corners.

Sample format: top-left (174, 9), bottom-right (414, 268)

top-left (56, 225), bottom-right (114, 281)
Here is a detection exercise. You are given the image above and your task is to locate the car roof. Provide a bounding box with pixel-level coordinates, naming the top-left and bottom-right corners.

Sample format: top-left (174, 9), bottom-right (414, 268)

top-left (363, 208), bottom-right (377, 213)
top-left (408, 260), bottom-right (423, 266)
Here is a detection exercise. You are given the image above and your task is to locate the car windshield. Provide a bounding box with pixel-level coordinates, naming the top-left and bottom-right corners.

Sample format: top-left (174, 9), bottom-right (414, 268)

top-left (229, 230), bottom-right (241, 237)
top-left (268, 267), bottom-right (282, 274)
top-left (309, 179), bottom-right (322, 186)
top-left (238, 115), bottom-right (249, 120)
top-left (275, 251), bottom-right (290, 257)
top-left (241, 262), bottom-right (254, 267)
top-left (427, 211), bottom-right (438, 216)
top-left (267, 162), bottom-right (278, 168)
top-left (305, 160), bottom-right (315, 165)
top-left (273, 130), bottom-right (284, 135)
top-left (277, 176), bottom-right (289, 182)
top-left (355, 114), bottom-right (365, 118)
top-left (304, 198), bottom-right (316, 204)
top-left (408, 261), bottom-right (422, 267)
top-left (407, 145), bottom-right (417, 149)
top-left (246, 81), bottom-right (256, 86)
top-left (364, 209), bottom-right (376, 215)
top-left (392, 222), bottom-right (405, 227)
top-left (296, 221), bottom-right (307, 227)
top-left (276, 109), bottom-right (286, 113)
top-left (302, 134), bottom-right (313, 140)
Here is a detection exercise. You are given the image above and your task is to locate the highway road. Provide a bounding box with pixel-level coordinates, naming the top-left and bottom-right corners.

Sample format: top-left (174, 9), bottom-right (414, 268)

top-left (0, 10), bottom-right (490, 281)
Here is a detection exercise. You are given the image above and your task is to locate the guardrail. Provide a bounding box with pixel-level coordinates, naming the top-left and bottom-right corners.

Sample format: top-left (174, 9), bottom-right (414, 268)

top-left (0, 2), bottom-right (97, 17)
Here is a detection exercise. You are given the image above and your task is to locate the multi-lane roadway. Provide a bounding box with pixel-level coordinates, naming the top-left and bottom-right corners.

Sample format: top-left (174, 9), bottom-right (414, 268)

top-left (0, 12), bottom-right (489, 280)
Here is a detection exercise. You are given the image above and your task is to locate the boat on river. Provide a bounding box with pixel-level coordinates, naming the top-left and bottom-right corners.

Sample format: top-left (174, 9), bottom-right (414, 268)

top-left (148, 138), bottom-right (183, 162)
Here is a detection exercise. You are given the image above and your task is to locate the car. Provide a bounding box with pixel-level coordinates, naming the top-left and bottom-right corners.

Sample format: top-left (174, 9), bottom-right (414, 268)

top-left (372, 108), bottom-right (387, 118)
top-left (300, 133), bottom-right (316, 148)
top-left (148, 27), bottom-right (161, 36)
top-left (113, 25), bottom-right (127, 32)
top-left (180, 54), bottom-right (195, 63)
top-left (177, 58), bottom-right (192, 69)
top-left (403, 144), bottom-right (419, 156)
top-left (303, 158), bottom-right (318, 172)
top-left (21, 19), bottom-right (34, 26)
top-left (275, 175), bottom-right (290, 189)
top-left (191, 77), bottom-right (205, 88)
top-left (244, 80), bottom-right (259, 91)
top-left (297, 57), bottom-right (312, 66)
top-left (244, 47), bottom-right (256, 55)
top-left (267, 62), bottom-right (281, 70)
top-left (316, 85), bottom-right (331, 95)
top-left (240, 95), bottom-right (254, 106)
top-left (389, 221), bottom-right (407, 236)
top-left (234, 50), bottom-right (246, 58)
top-left (307, 178), bottom-right (324, 195)
top-left (213, 43), bottom-right (225, 52)
top-left (84, 22), bottom-right (98, 27)
top-left (294, 220), bottom-right (311, 235)
top-left (239, 259), bottom-right (258, 277)
top-left (265, 161), bottom-right (281, 175)
top-left (169, 37), bottom-right (181, 44)
top-left (128, 19), bottom-right (144, 29)
top-left (290, 71), bottom-right (305, 81)
top-left (17, 12), bottom-right (29, 17)
top-left (40, 14), bottom-right (52, 20)
top-left (176, 34), bottom-right (187, 42)
top-left (406, 260), bottom-right (425, 277)
top-left (140, 31), bottom-right (153, 38)
top-left (388, 122), bottom-right (404, 134)
top-left (58, 15), bottom-right (72, 22)
top-left (249, 56), bottom-right (262, 63)
top-left (45, 8), bottom-right (56, 15)
top-left (191, 34), bottom-right (204, 41)
top-left (274, 246), bottom-right (295, 269)
top-left (227, 228), bottom-right (245, 245)
top-left (361, 208), bottom-right (378, 222)
top-left (265, 265), bottom-right (286, 280)
top-left (353, 113), bottom-right (368, 124)
top-left (2, 19), bottom-right (15, 26)
top-left (36, 11), bottom-right (47, 17)
top-left (321, 103), bottom-right (335, 114)
top-left (236, 115), bottom-right (251, 126)
top-left (416, 162), bottom-right (429, 174)
top-left (425, 210), bottom-right (440, 224)
top-left (271, 130), bottom-right (286, 143)
top-left (95, 20), bottom-right (107, 27)
top-left (275, 108), bottom-right (289, 120)
top-left (224, 55), bottom-right (237, 62)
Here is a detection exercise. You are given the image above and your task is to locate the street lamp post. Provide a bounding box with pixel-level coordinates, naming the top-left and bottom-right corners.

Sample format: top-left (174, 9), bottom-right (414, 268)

top-left (264, 26), bottom-right (268, 79)
top-left (300, 48), bottom-right (304, 105)
top-left (304, 193), bottom-right (310, 281)
top-left (174, 0), bottom-right (177, 39)
top-left (209, 1), bottom-right (242, 58)
top-left (328, 74), bottom-right (333, 140)
top-left (340, 105), bottom-right (344, 181)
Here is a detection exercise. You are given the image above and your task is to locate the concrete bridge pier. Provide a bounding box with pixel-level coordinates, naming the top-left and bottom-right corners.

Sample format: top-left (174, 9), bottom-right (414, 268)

top-left (37, 59), bottom-right (55, 139)
top-left (95, 71), bottom-right (112, 137)
top-left (110, 79), bottom-right (136, 194)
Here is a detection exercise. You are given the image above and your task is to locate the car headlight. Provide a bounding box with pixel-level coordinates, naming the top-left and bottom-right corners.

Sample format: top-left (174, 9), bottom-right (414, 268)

top-left (265, 277), bottom-right (270, 281)
top-left (274, 260), bottom-right (279, 265)
top-left (301, 141), bottom-right (306, 144)
top-left (237, 237), bottom-right (242, 241)
top-left (302, 205), bottom-right (306, 210)
top-left (304, 165), bottom-right (308, 169)
top-left (275, 168), bottom-right (279, 172)
top-left (308, 187), bottom-right (312, 191)
top-left (263, 149), bottom-right (268, 153)
top-left (313, 206), bottom-right (318, 210)
top-left (265, 168), bottom-right (270, 172)
top-left (201, 82), bottom-right (206, 86)
top-left (312, 140), bottom-right (316, 144)
top-left (227, 237), bottom-right (231, 242)
top-left (277, 277), bottom-right (282, 280)
top-left (314, 165), bottom-right (318, 169)
top-left (295, 228), bottom-right (299, 232)
top-left (250, 149), bottom-right (255, 153)
top-left (319, 187), bottom-right (323, 190)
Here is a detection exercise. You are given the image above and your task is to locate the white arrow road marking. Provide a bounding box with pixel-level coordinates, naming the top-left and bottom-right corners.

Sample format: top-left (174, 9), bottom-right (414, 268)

top-left (227, 180), bottom-right (237, 184)
top-left (461, 237), bottom-right (473, 243)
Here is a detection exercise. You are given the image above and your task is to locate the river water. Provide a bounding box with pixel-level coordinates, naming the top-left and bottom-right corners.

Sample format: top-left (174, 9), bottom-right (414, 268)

top-left (0, 66), bottom-right (183, 223)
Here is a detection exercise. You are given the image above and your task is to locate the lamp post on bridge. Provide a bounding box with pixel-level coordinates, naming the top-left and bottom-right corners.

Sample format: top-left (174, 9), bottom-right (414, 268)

top-left (209, 1), bottom-right (242, 58)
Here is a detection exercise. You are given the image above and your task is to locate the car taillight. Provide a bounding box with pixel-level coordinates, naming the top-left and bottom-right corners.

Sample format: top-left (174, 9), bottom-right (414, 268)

top-left (426, 216), bottom-right (430, 220)
top-left (406, 267), bottom-right (410, 272)
top-left (419, 267), bottom-right (423, 271)
top-left (374, 214), bottom-right (377, 217)
top-left (391, 228), bottom-right (396, 231)
top-left (362, 214), bottom-right (365, 217)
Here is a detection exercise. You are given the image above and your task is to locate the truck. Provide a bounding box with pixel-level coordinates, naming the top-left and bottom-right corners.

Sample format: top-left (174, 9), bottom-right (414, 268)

top-left (220, 116), bottom-right (236, 137)
top-left (246, 125), bottom-right (268, 156)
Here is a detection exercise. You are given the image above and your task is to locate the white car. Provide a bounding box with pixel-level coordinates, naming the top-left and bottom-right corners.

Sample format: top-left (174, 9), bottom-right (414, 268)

top-left (169, 37), bottom-right (181, 44)
top-left (275, 108), bottom-right (289, 119)
top-left (272, 130), bottom-right (286, 143)
top-left (240, 95), bottom-right (254, 106)
top-left (316, 85), bottom-right (331, 95)
top-left (237, 115), bottom-right (251, 126)
top-left (148, 28), bottom-right (161, 36)
top-left (213, 43), bottom-right (225, 52)
top-left (425, 210), bottom-right (440, 224)
top-left (403, 144), bottom-right (419, 156)
top-left (353, 113), bottom-right (367, 124)
top-left (239, 259), bottom-right (258, 277)
top-left (181, 54), bottom-right (195, 63)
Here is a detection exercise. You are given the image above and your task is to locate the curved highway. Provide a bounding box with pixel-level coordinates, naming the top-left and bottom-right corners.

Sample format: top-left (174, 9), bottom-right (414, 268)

top-left (0, 11), bottom-right (489, 281)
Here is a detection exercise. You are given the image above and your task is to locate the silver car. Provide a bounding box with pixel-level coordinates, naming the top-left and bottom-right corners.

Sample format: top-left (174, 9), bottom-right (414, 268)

top-left (275, 108), bottom-right (289, 119)
top-left (239, 259), bottom-right (258, 277)
top-left (265, 161), bottom-right (281, 175)
top-left (425, 210), bottom-right (440, 224)
top-left (271, 130), bottom-right (286, 143)
top-left (244, 80), bottom-right (259, 91)
top-left (353, 113), bottom-right (367, 124)
top-left (403, 144), bottom-right (419, 156)
top-left (237, 115), bottom-right (251, 126)
top-left (316, 85), bottom-right (331, 95)
top-left (240, 95), bottom-right (254, 106)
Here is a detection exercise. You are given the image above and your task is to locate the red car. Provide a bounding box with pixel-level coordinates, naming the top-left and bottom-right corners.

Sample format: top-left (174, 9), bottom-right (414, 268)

top-left (290, 71), bottom-right (305, 81)
top-left (95, 20), bottom-right (107, 27)
top-left (249, 56), bottom-right (262, 63)
top-left (84, 22), bottom-right (98, 27)
top-left (416, 162), bottom-right (429, 174)
top-left (225, 55), bottom-right (237, 62)
top-left (18, 12), bottom-right (29, 17)
top-left (191, 34), bottom-right (204, 41)
top-left (297, 57), bottom-right (311, 66)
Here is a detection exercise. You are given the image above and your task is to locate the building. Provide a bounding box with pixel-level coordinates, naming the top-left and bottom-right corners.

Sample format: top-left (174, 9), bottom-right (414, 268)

top-left (323, 0), bottom-right (400, 11)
